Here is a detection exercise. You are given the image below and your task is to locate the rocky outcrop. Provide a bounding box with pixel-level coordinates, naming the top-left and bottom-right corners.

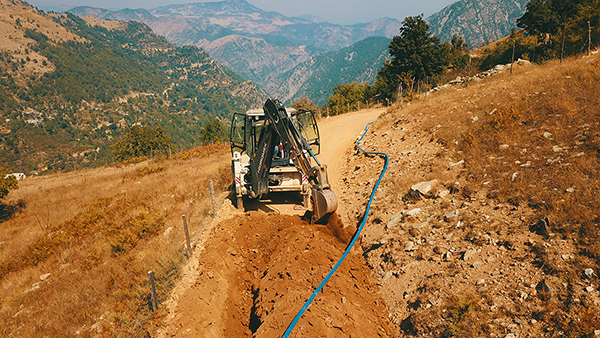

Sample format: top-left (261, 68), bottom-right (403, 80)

top-left (427, 0), bottom-right (529, 48)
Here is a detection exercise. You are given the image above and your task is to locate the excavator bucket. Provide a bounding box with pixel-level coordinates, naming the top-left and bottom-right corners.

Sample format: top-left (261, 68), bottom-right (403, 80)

top-left (312, 188), bottom-right (338, 222)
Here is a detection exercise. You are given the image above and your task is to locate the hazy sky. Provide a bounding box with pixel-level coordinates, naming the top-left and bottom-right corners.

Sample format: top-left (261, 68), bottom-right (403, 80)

top-left (26, 0), bottom-right (458, 25)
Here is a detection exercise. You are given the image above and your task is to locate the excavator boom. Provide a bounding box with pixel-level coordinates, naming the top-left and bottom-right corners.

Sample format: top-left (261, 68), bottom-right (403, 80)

top-left (230, 99), bottom-right (337, 222)
top-left (262, 99), bottom-right (337, 222)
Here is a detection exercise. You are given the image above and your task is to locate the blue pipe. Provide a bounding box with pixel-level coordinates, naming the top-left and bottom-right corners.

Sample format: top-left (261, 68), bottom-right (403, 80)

top-left (282, 122), bottom-right (389, 337)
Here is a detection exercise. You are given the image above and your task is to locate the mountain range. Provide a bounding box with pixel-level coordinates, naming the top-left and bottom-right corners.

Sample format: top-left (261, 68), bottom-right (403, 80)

top-left (70, 0), bottom-right (531, 104)
top-left (69, 0), bottom-right (402, 103)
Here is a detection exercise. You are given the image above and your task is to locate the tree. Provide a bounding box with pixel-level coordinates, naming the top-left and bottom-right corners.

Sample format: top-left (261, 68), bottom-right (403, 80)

top-left (291, 97), bottom-right (319, 113)
top-left (516, 0), bottom-right (593, 60)
top-left (517, 0), bottom-right (591, 41)
top-left (517, 0), bottom-right (561, 38)
top-left (110, 125), bottom-right (171, 161)
top-left (449, 35), bottom-right (470, 69)
top-left (0, 167), bottom-right (18, 200)
top-left (326, 82), bottom-right (371, 115)
top-left (373, 15), bottom-right (450, 100)
top-left (200, 119), bottom-right (227, 144)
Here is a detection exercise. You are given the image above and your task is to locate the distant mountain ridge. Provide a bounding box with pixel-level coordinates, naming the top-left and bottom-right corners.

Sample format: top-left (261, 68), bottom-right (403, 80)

top-left (427, 0), bottom-right (529, 48)
top-left (69, 0), bottom-right (401, 97)
top-left (70, 0), bottom-right (533, 104)
top-left (271, 37), bottom-right (391, 105)
top-left (70, 1), bottom-right (402, 51)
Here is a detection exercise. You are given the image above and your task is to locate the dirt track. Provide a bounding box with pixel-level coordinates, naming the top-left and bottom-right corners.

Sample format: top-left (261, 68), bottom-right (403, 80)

top-left (157, 108), bottom-right (394, 337)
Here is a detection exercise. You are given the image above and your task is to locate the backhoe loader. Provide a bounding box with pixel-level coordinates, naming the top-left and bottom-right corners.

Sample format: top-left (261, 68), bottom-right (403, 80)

top-left (230, 99), bottom-right (337, 222)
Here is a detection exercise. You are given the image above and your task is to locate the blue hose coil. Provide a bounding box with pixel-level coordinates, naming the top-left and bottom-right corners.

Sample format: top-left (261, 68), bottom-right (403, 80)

top-left (282, 122), bottom-right (389, 337)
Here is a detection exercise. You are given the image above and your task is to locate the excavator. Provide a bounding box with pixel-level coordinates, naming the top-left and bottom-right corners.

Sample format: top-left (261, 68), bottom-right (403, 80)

top-left (230, 99), bottom-right (337, 222)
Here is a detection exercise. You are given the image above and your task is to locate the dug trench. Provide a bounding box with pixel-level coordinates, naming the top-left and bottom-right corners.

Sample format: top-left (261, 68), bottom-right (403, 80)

top-left (158, 210), bottom-right (396, 337)
top-left (157, 108), bottom-right (395, 337)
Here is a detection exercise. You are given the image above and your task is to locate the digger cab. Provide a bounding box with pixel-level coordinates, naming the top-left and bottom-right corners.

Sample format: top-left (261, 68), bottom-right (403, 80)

top-left (230, 107), bottom-right (320, 159)
top-left (229, 107), bottom-right (321, 208)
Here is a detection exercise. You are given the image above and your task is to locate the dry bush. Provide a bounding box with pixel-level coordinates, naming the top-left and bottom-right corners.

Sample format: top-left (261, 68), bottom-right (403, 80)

top-left (0, 146), bottom-right (231, 337)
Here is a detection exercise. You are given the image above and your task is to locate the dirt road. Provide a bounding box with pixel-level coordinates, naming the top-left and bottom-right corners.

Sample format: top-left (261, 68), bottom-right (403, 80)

top-left (316, 108), bottom-right (385, 188)
top-left (156, 108), bottom-right (393, 337)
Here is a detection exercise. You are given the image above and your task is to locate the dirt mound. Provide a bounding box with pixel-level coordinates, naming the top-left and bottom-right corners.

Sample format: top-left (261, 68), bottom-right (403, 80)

top-left (158, 211), bottom-right (395, 337)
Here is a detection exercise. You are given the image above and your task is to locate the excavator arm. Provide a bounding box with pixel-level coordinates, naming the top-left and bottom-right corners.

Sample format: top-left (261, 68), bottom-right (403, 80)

top-left (262, 99), bottom-right (337, 222)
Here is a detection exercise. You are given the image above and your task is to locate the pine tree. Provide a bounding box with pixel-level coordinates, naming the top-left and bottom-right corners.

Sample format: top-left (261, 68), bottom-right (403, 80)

top-left (373, 15), bottom-right (450, 100)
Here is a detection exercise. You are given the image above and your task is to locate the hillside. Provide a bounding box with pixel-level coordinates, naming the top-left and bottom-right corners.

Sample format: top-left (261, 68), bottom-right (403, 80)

top-left (2, 46), bottom-right (600, 337)
top-left (0, 145), bottom-right (233, 337)
top-left (69, 0), bottom-right (401, 97)
top-left (138, 52), bottom-right (600, 336)
top-left (271, 36), bottom-right (390, 105)
top-left (427, 0), bottom-right (529, 48)
top-left (339, 53), bottom-right (600, 336)
top-left (0, 0), bottom-right (267, 174)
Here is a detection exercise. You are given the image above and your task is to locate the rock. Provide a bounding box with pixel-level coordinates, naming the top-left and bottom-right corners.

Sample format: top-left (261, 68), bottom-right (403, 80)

top-left (543, 132), bottom-right (553, 138)
top-left (404, 241), bottom-right (415, 252)
top-left (520, 161), bottom-right (532, 167)
top-left (566, 187), bottom-right (575, 193)
top-left (476, 278), bottom-right (485, 286)
top-left (585, 286), bottom-right (595, 293)
top-left (519, 292), bottom-right (528, 301)
top-left (463, 249), bottom-right (477, 261)
top-left (536, 279), bottom-right (553, 293)
top-left (552, 145), bottom-right (563, 152)
top-left (594, 329), bottom-right (600, 336)
top-left (439, 190), bottom-right (450, 198)
top-left (406, 208), bottom-right (422, 217)
top-left (383, 271), bottom-right (394, 281)
top-left (530, 217), bottom-right (550, 236)
top-left (472, 260), bottom-right (483, 268)
top-left (386, 213), bottom-right (403, 229)
top-left (39, 273), bottom-right (51, 281)
top-left (410, 180), bottom-right (437, 195)
top-left (517, 58), bottom-right (531, 65)
top-left (505, 333), bottom-right (517, 338)
top-left (500, 144), bottom-right (510, 150)
top-left (412, 222), bottom-right (427, 229)
top-left (585, 268), bottom-right (594, 279)
top-left (445, 210), bottom-right (459, 220)
top-left (25, 282), bottom-right (42, 293)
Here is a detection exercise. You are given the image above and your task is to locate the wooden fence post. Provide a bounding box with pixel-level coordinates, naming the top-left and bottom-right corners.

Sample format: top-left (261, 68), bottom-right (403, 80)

top-left (182, 215), bottom-right (192, 257)
top-left (209, 180), bottom-right (216, 216)
top-left (148, 271), bottom-right (157, 312)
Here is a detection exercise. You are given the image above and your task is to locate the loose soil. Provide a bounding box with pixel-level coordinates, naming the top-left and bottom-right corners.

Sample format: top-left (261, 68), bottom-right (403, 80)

top-left (157, 108), bottom-right (396, 337)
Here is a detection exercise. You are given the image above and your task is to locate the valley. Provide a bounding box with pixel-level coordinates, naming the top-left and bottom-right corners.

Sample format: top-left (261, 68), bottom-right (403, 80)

top-left (2, 0), bottom-right (600, 336)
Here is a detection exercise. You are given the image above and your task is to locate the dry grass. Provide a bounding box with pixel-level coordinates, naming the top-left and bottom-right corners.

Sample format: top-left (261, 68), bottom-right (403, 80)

top-left (377, 51), bottom-right (600, 336)
top-left (0, 144), bottom-right (231, 336)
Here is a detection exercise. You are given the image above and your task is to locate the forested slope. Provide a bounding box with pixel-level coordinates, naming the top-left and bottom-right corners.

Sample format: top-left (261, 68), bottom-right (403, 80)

top-left (0, 0), bottom-right (266, 173)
